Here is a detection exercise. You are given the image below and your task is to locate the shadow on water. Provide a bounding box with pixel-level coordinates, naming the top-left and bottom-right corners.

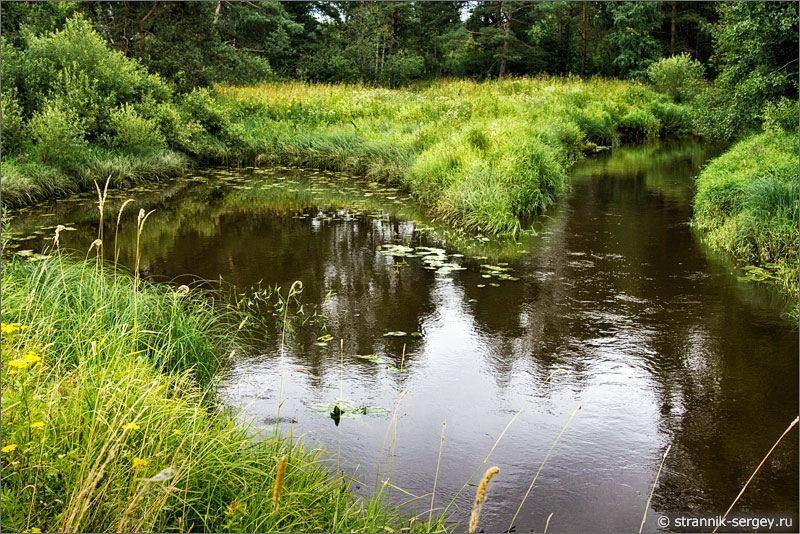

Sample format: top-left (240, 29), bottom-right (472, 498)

top-left (8, 141), bottom-right (797, 532)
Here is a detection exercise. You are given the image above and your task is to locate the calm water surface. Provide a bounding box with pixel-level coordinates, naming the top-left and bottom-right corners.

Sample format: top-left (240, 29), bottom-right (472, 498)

top-left (9, 142), bottom-right (798, 532)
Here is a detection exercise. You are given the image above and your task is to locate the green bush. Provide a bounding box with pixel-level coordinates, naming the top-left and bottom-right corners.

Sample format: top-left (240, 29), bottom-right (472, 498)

top-left (19, 15), bottom-right (170, 121)
top-left (28, 99), bottom-right (88, 170)
top-left (647, 53), bottom-right (706, 103)
top-left (1, 89), bottom-right (27, 156)
top-left (103, 104), bottom-right (166, 155)
top-left (380, 50), bottom-right (425, 87)
top-left (649, 101), bottom-right (693, 138)
top-left (761, 97), bottom-right (799, 134)
top-left (150, 102), bottom-right (205, 154)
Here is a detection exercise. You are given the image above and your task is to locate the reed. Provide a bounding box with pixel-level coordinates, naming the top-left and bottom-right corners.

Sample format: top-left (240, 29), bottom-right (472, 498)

top-left (639, 444), bottom-right (672, 534)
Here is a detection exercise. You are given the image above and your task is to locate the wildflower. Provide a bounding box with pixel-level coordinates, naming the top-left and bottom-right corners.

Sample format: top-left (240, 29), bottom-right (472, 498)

top-left (2, 444), bottom-right (18, 453)
top-left (8, 370), bottom-right (17, 375)
top-left (1, 323), bottom-right (19, 335)
top-left (133, 457), bottom-right (149, 468)
top-left (172, 429), bottom-right (183, 436)
top-left (30, 528), bottom-right (42, 533)
top-left (122, 423), bottom-right (140, 431)
top-left (30, 421), bottom-right (45, 430)
top-left (23, 352), bottom-right (41, 364)
top-left (8, 360), bottom-right (29, 369)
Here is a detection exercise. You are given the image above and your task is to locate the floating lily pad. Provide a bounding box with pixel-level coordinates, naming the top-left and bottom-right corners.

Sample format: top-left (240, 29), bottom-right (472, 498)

top-left (383, 331), bottom-right (407, 337)
top-left (356, 354), bottom-right (384, 363)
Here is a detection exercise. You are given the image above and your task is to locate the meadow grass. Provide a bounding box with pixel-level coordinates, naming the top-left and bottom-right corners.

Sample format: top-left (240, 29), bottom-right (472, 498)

top-left (215, 76), bottom-right (691, 235)
top-left (0, 254), bottom-right (448, 533)
top-left (693, 130), bottom-right (799, 304)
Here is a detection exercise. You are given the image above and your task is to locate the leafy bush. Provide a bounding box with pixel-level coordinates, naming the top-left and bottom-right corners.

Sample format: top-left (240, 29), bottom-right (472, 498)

top-left (150, 102), bottom-right (205, 154)
top-left (28, 99), bottom-right (88, 170)
top-left (649, 101), bottom-right (693, 138)
top-left (761, 97), bottom-right (799, 134)
top-left (1, 89), bottom-right (27, 156)
top-left (647, 53), bottom-right (706, 103)
top-left (19, 14), bottom-right (170, 123)
top-left (103, 104), bottom-right (166, 155)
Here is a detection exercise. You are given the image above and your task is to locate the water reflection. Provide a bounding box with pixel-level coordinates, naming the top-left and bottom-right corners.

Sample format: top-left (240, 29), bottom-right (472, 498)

top-left (8, 142), bottom-right (797, 532)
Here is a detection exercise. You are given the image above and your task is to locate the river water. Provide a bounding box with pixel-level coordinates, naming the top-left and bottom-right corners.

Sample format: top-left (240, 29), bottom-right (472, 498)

top-left (8, 141), bottom-right (797, 532)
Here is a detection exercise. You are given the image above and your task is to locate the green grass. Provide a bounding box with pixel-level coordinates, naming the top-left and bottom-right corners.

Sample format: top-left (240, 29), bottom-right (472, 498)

top-left (215, 77), bottom-right (691, 235)
top-left (693, 130), bottom-right (799, 305)
top-left (0, 255), bottom-right (448, 533)
top-left (1, 149), bottom-right (189, 210)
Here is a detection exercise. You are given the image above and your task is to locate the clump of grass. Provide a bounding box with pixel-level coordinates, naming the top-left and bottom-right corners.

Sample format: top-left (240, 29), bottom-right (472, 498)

top-left (693, 130), bottom-right (799, 305)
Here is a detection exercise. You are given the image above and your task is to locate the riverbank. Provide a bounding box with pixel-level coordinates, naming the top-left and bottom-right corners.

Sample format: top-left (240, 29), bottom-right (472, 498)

top-left (693, 129), bottom-right (799, 310)
top-left (0, 254), bottom-right (447, 533)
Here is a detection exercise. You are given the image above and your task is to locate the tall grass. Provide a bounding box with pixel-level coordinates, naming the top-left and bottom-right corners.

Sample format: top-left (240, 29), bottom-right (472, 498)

top-left (693, 130), bottom-right (799, 305)
top-left (0, 252), bottom-right (446, 533)
top-left (215, 77), bottom-right (689, 235)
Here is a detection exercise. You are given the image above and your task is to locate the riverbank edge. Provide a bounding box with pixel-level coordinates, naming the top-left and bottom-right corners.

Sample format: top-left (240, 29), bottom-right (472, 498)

top-left (692, 129), bottom-right (799, 315)
top-left (0, 254), bottom-right (446, 533)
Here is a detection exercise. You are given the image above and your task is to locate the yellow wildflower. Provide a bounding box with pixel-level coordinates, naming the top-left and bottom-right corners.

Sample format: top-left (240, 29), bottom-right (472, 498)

top-left (172, 429), bottom-right (183, 436)
top-left (8, 370), bottom-right (17, 376)
top-left (1, 444), bottom-right (18, 453)
top-left (23, 352), bottom-right (41, 363)
top-left (8, 360), bottom-right (29, 369)
top-left (122, 423), bottom-right (140, 431)
top-left (30, 421), bottom-right (45, 430)
top-left (30, 528), bottom-right (42, 533)
top-left (133, 457), bottom-right (149, 468)
top-left (1, 324), bottom-right (19, 335)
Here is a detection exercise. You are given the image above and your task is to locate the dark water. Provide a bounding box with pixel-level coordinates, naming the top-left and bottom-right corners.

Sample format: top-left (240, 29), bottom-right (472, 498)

top-left (8, 142), bottom-right (798, 533)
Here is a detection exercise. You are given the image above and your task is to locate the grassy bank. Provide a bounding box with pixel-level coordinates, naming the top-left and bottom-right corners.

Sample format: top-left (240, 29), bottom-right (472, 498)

top-left (214, 77), bottom-right (691, 234)
top-left (0, 254), bottom-right (446, 533)
top-left (693, 130), bottom-right (799, 306)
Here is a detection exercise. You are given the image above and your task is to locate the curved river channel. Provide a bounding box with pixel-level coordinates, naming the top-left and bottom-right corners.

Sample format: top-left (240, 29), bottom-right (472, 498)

top-left (9, 141), bottom-right (798, 532)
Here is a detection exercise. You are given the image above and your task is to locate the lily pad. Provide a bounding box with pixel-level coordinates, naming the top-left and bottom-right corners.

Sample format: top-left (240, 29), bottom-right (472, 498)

top-left (356, 354), bottom-right (384, 363)
top-left (383, 331), bottom-right (407, 337)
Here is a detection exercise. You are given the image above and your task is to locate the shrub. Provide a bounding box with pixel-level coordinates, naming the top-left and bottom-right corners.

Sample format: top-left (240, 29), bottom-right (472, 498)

top-left (150, 102), bottom-right (205, 154)
top-left (647, 53), bottom-right (706, 103)
top-left (28, 99), bottom-right (88, 170)
top-left (103, 104), bottom-right (166, 155)
top-left (649, 101), bottom-right (693, 138)
top-left (1, 89), bottom-right (27, 156)
top-left (380, 50), bottom-right (425, 87)
top-left (761, 97), bottom-right (799, 134)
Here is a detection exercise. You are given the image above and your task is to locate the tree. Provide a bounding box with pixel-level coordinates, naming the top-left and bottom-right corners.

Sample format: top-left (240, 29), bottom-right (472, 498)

top-left (607, 1), bottom-right (663, 78)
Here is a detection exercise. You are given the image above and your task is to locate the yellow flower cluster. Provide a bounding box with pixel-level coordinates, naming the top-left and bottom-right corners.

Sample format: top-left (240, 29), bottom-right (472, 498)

top-left (122, 422), bottom-right (141, 432)
top-left (1, 323), bottom-right (28, 335)
top-left (1, 444), bottom-right (18, 453)
top-left (133, 457), bottom-right (149, 468)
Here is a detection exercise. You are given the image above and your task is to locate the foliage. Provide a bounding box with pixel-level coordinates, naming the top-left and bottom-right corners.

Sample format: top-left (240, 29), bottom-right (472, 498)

top-left (710, 1), bottom-right (799, 132)
top-left (28, 99), bottom-right (89, 171)
top-left (607, 2), bottom-right (664, 79)
top-left (103, 104), bottom-right (167, 155)
top-left (647, 53), bottom-right (705, 103)
top-left (693, 131), bottom-right (799, 300)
